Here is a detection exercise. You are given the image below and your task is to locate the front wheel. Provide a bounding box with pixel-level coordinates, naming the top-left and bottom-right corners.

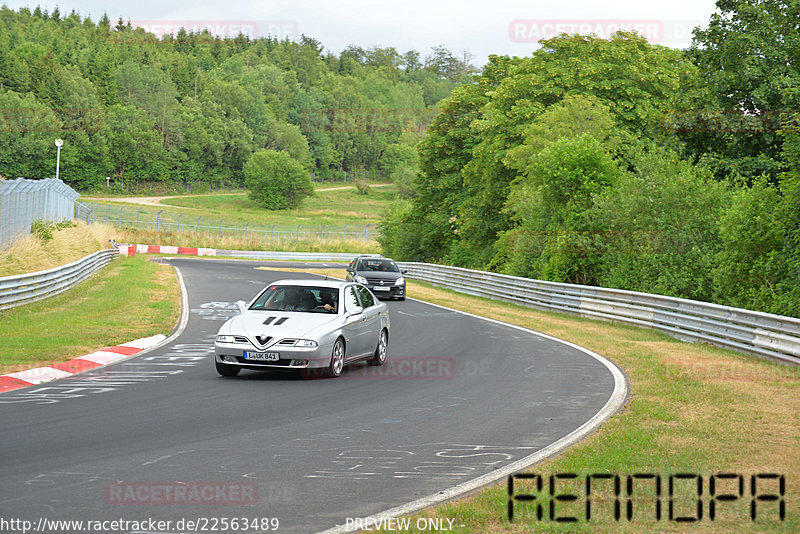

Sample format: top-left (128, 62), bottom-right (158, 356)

top-left (216, 360), bottom-right (240, 377)
top-left (328, 338), bottom-right (345, 377)
top-left (369, 329), bottom-right (387, 366)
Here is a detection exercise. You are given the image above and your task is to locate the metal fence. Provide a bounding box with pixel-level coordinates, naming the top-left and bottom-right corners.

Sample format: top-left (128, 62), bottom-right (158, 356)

top-left (0, 249), bottom-right (118, 312)
top-left (398, 262), bottom-right (800, 366)
top-left (0, 178), bottom-right (80, 248)
top-left (78, 202), bottom-right (376, 243)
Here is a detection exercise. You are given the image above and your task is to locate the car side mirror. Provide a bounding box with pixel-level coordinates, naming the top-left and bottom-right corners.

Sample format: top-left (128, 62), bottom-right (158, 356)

top-left (235, 300), bottom-right (247, 313)
top-left (346, 267), bottom-right (354, 273)
top-left (345, 306), bottom-right (364, 318)
top-left (401, 269), bottom-right (408, 274)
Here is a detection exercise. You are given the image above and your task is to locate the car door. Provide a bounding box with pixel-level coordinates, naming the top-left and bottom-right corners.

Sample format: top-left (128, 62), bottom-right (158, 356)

top-left (355, 285), bottom-right (382, 353)
top-left (341, 285), bottom-right (371, 358)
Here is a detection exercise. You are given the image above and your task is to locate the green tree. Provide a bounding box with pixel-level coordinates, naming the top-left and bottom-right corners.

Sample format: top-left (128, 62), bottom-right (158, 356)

top-left (452, 33), bottom-right (689, 267)
top-left (244, 150), bottom-right (313, 209)
top-left (713, 177), bottom-right (785, 310)
top-left (678, 0), bottom-right (800, 181)
top-left (0, 90), bottom-right (61, 179)
top-left (501, 134), bottom-right (619, 283)
top-left (593, 146), bottom-right (728, 301)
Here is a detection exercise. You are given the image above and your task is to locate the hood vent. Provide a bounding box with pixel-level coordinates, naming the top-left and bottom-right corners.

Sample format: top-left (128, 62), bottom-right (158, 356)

top-left (262, 316), bottom-right (288, 326)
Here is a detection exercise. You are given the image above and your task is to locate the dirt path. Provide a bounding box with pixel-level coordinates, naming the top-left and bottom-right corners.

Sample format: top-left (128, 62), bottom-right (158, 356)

top-left (82, 183), bottom-right (393, 207)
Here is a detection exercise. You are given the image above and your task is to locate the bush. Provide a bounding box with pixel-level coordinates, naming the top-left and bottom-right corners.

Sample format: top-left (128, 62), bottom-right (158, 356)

top-left (354, 178), bottom-right (370, 195)
top-left (593, 147), bottom-right (728, 301)
top-left (31, 219), bottom-right (76, 242)
top-left (244, 150), bottom-right (314, 210)
top-left (390, 164), bottom-right (418, 199)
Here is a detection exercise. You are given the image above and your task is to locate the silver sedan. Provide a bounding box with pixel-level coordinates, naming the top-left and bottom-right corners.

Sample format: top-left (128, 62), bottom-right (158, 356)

top-left (214, 279), bottom-right (390, 378)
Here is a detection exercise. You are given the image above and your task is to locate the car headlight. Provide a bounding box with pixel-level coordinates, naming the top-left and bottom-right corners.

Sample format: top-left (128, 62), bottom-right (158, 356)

top-left (216, 335), bottom-right (236, 343)
top-left (395, 277), bottom-right (405, 286)
top-left (355, 275), bottom-right (368, 284)
top-left (295, 339), bottom-right (318, 347)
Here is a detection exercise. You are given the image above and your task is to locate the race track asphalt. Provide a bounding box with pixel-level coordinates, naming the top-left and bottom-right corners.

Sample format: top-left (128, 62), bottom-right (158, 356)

top-left (0, 259), bottom-right (623, 533)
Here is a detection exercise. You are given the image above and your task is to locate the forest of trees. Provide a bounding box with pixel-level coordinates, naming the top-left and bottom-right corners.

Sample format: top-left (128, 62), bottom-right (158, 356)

top-left (0, 6), bottom-right (473, 190)
top-left (379, 0), bottom-right (800, 318)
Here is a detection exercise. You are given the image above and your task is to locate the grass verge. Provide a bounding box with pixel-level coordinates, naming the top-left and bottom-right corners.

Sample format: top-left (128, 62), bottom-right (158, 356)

top-left (287, 268), bottom-right (799, 533)
top-left (0, 255), bottom-right (180, 375)
top-left (391, 281), bottom-right (799, 533)
top-left (82, 184), bottom-right (397, 231)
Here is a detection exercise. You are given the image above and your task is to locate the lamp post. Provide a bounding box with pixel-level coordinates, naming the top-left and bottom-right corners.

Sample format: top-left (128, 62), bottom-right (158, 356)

top-left (54, 138), bottom-right (64, 180)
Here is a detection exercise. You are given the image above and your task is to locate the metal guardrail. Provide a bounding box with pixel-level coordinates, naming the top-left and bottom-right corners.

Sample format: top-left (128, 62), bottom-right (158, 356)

top-left (0, 249), bottom-right (119, 312)
top-left (398, 262), bottom-right (800, 366)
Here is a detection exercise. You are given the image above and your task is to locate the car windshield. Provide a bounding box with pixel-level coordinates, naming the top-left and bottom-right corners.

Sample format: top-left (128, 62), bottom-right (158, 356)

top-left (356, 259), bottom-right (399, 272)
top-left (249, 285), bottom-right (338, 313)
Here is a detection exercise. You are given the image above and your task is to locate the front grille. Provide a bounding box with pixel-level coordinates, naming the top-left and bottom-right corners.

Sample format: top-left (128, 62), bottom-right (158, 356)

top-left (277, 339), bottom-right (297, 346)
top-left (236, 357), bottom-right (294, 366)
top-left (233, 336), bottom-right (249, 343)
top-left (255, 335), bottom-right (273, 346)
top-left (366, 278), bottom-right (397, 286)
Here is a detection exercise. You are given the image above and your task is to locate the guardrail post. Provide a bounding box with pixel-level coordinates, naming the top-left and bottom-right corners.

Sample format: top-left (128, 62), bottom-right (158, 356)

top-left (296, 224), bottom-right (301, 242)
top-left (196, 216), bottom-right (202, 234)
top-left (177, 213), bottom-right (182, 233)
top-left (136, 208), bottom-right (142, 229)
top-left (219, 220), bottom-right (224, 238)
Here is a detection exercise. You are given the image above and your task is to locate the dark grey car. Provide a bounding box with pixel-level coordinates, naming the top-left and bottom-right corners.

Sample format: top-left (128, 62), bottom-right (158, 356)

top-left (346, 257), bottom-right (406, 300)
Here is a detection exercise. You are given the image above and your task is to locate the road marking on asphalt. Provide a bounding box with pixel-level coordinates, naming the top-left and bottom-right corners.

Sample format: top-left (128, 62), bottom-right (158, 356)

top-left (0, 267), bottom-right (192, 404)
top-left (319, 296), bottom-right (629, 534)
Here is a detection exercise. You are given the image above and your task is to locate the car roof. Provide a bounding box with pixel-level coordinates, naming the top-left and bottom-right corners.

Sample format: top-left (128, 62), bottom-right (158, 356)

top-left (355, 256), bottom-right (396, 263)
top-left (266, 279), bottom-right (351, 289)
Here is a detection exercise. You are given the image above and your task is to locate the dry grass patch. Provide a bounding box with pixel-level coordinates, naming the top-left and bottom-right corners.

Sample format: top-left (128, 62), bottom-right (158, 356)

top-left (0, 222), bottom-right (116, 276)
top-left (109, 228), bottom-right (380, 255)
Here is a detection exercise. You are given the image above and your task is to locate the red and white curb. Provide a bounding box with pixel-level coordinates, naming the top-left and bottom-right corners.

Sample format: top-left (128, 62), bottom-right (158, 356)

top-left (117, 244), bottom-right (217, 257)
top-left (0, 334), bottom-right (166, 393)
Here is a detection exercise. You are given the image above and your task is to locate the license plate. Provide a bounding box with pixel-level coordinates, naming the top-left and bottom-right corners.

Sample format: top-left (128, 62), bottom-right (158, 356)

top-left (243, 351), bottom-right (280, 361)
top-left (373, 286), bottom-right (391, 292)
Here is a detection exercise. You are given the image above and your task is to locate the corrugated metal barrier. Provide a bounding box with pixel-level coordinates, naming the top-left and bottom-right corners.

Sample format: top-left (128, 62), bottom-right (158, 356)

top-left (398, 262), bottom-right (800, 366)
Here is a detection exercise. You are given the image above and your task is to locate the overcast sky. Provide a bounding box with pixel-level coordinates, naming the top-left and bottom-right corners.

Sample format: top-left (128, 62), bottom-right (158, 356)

top-left (5, 0), bottom-right (720, 65)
